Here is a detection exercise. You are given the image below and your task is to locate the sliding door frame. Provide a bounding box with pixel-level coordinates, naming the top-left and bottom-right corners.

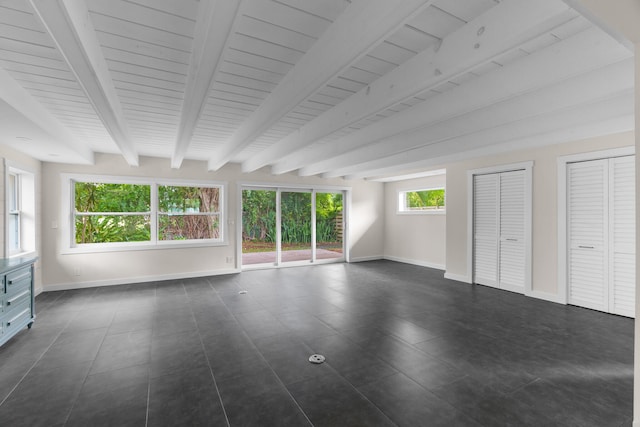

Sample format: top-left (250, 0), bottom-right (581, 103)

top-left (238, 182), bottom-right (351, 270)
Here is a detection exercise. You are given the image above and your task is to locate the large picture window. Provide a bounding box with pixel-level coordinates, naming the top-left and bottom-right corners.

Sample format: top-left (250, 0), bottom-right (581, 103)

top-left (67, 175), bottom-right (225, 251)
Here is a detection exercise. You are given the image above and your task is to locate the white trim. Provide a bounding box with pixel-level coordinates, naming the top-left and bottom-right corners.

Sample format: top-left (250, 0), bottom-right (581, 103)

top-left (42, 267), bottom-right (241, 292)
top-left (444, 272), bottom-right (472, 283)
top-left (556, 145), bottom-right (635, 305)
top-left (349, 255), bottom-right (384, 263)
top-left (466, 161), bottom-right (534, 295)
top-left (237, 181), bottom-right (350, 192)
top-left (383, 255), bottom-right (444, 270)
top-left (4, 159), bottom-right (37, 258)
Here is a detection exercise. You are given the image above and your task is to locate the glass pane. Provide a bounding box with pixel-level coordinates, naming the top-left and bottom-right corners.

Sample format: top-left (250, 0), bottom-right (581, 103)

top-left (75, 215), bottom-right (150, 243)
top-left (404, 189), bottom-right (445, 211)
top-left (9, 213), bottom-right (19, 252)
top-left (281, 191), bottom-right (312, 263)
top-left (158, 214), bottom-right (219, 240)
top-left (316, 192), bottom-right (343, 260)
top-left (8, 174), bottom-right (17, 211)
top-left (242, 189), bottom-right (276, 265)
top-left (158, 186), bottom-right (219, 213)
top-left (75, 182), bottom-right (150, 213)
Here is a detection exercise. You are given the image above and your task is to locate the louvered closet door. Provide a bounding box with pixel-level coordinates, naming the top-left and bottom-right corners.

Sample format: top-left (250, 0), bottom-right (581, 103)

top-left (473, 174), bottom-right (499, 287)
top-left (567, 160), bottom-right (608, 312)
top-left (499, 170), bottom-right (526, 292)
top-left (609, 156), bottom-right (635, 317)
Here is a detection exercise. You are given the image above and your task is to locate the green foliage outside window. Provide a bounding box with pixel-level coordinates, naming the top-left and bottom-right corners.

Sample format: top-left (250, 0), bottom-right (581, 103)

top-left (75, 182), bottom-right (151, 244)
top-left (404, 188), bottom-right (445, 210)
top-left (242, 190), bottom-right (343, 245)
top-left (158, 186), bottom-right (220, 240)
top-left (74, 182), bottom-right (222, 244)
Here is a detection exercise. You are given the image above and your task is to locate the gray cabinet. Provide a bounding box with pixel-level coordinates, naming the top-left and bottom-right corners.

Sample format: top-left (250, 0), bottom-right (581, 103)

top-left (0, 257), bottom-right (36, 347)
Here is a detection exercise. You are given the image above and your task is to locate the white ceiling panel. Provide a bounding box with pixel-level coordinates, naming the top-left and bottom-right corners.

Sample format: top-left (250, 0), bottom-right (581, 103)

top-left (0, 0), bottom-right (632, 179)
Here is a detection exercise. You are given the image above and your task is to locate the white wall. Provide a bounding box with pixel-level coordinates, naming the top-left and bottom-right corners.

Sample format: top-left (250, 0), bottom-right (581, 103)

top-left (41, 154), bottom-right (384, 290)
top-left (444, 130), bottom-right (635, 299)
top-left (0, 144), bottom-right (42, 293)
top-left (383, 173), bottom-right (446, 269)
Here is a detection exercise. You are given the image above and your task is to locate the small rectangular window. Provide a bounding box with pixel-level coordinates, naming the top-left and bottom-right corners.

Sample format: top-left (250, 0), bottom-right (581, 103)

top-left (74, 182), bottom-right (151, 244)
top-left (158, 185), bottom-right (221, 241)
top-left (398, 188), bottom-right (445, 213)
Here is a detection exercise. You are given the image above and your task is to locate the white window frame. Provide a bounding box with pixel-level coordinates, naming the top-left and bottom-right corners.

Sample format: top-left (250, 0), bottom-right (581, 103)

top-left (397, 187), bottom-right (446, 215)
top-left (61, 174), bottom-right (227, 254)
top-left (5, 160), bottom-right (36, 258)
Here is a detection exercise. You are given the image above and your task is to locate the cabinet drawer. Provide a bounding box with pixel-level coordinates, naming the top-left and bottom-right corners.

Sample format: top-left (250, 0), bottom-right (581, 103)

top-left (3, 288), bottom-right (31, 312)
top-left (6, 266), bottom-right (31, 295)
top-left (2, 300), bottom-right (31, 336)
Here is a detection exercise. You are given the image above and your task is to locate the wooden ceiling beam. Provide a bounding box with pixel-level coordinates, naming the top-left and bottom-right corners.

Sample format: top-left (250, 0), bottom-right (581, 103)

top-left (206, 0), bottom-right (433, 171)
top-left (332, 88), bottom-right (634, 179)
top-left (171, 0), bottom-right (243, 169)
top-left (251, 0), bottom-right (575, 175)
top-left (285, 26), bottom-right (630, 176)
top-left (30, 0), bottom-right (138, 166)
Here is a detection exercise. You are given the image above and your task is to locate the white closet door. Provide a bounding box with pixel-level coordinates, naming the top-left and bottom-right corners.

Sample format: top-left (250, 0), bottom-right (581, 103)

top-left (567, 160), bottom-right (608, 312)
top-left (499, 170), bottom-right (526, 292)
top-left (474, 174), bottom-right (499, 287)
top-left (609, 156), bottom-right (635, 317)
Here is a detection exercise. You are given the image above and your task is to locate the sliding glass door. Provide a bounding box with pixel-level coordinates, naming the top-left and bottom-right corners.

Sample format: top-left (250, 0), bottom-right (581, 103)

top-left (241, 186), bottom-right (345, 268)
top-left (241, 188), bottom-right (277, 266)
top-left (316, 192), bottom-right (343, 261)
top-left (281, 191), bottom-right (312, 264)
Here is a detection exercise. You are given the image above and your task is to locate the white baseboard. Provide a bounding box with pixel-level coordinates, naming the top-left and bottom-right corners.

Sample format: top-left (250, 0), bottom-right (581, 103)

top-left (42, 268), bottom-right (241, 292)
top-left (34, 286), bottom-right (43, 297)
top-left (444, 272), bottom-right (472, 283)
top-left (383, 255), bottom-right (445, 271)
top-left (633, 420), bottom-right (640, 427)
top-left (529, 290), bottom-right (564, 304)
top-left (349, 255), bottom-right (384, 263)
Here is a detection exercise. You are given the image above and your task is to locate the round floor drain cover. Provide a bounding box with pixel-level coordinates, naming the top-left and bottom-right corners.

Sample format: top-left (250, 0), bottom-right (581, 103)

top-left (238, 290), bottom-right (248, 294)
top-left (309, 354), bottom-right (326, 364)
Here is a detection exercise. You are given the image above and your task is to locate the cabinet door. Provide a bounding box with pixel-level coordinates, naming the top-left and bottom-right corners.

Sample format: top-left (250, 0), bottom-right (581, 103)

top-left (499, 170), bottom-right (526, 292)
top-left (567, 159), bottom-right (608, 312)
top-left (609, 156), bottom-right (635, 317)
top-left (473, 174), bottom-right (499, 287)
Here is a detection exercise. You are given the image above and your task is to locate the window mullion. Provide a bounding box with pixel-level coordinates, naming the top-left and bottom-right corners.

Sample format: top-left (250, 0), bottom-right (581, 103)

top-left (151, 183), bottom-right (158, 243)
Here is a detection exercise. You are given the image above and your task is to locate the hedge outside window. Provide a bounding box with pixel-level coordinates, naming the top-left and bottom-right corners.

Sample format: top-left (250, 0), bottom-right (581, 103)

top-left (398, 188), bottom-right (445, 213)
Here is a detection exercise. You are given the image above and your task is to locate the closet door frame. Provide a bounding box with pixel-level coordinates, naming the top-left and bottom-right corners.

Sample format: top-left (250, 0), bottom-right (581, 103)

top-left (557, 146), bottom-right (635, 305)
top-left (466, 161), bottom-right (533, 296)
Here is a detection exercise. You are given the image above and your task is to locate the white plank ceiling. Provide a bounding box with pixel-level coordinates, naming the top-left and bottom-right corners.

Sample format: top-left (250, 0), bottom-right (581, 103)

top-left (0, 0), bottom-right (634, 180)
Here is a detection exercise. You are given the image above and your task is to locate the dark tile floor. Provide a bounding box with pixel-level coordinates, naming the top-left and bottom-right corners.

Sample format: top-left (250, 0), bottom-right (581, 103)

top-left (0, 261), bottom-right (633, 426)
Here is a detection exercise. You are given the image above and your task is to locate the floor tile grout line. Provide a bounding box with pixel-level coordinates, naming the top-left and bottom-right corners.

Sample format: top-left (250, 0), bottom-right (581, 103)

top-left (61, 312), bottom-right (115, 426)
top-left (220, 286), bottom-right (400, 427)
top-left (0, 316), bottom-right (73, 408)
top-left (191, 279), bottom-right (232, 427)
top-left (144, 283), bottom-right (157, 427)
top-left (205, 275), bottom-right (317, 426)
